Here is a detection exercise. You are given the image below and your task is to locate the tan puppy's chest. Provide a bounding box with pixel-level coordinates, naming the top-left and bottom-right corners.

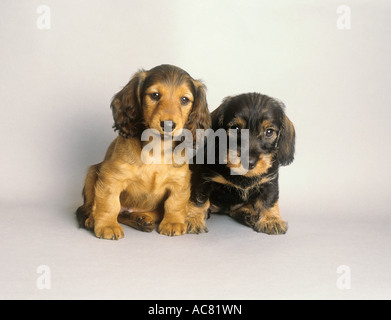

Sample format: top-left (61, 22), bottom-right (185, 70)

top-left (119, 162), bottom-right (191, 212)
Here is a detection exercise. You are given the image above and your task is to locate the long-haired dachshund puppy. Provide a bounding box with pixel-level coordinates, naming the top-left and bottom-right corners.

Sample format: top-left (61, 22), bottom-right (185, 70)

top-left (76, 64), bottom-right (210, 239)
top-left (191, 93), bottom-right (295, 234)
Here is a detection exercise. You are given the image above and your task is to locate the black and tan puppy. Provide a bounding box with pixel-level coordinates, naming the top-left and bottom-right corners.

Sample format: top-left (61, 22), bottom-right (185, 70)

top-left (191, 93), bottom-right (295, 234)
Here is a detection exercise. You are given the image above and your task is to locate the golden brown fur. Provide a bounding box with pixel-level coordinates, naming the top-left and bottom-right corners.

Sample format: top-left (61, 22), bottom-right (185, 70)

top-left (76, 65), bottom-right (210, 239)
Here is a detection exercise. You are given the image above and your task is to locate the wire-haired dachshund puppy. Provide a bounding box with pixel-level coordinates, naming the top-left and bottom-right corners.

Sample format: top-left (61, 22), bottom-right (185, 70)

top-left (76, 64), bottom-right (211, 239)
top-left (191, 93), bottom-right (295, 234)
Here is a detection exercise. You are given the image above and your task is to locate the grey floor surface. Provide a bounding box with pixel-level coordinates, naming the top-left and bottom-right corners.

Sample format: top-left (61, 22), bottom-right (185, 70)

top-left (1, 203), bottom-right (390, 300)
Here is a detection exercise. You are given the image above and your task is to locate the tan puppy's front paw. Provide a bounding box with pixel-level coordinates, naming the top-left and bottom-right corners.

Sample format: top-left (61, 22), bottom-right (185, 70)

top-left (95, 223), bottom-right (124, 240)
top-left (158, 220), bottom-right (187, 237)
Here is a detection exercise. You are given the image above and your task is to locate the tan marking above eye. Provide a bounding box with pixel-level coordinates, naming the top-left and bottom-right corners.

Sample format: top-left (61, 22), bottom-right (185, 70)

top-left (259, 120), bottom-right (278, 138)
top-left (228, 117), bottom-right (246, 130)
top-left (265, 128), bottom-right (275, 138)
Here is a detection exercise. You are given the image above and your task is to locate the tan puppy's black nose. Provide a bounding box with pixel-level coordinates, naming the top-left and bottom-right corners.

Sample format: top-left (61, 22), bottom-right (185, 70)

top-left (160, 120), bottom-right (176, 132)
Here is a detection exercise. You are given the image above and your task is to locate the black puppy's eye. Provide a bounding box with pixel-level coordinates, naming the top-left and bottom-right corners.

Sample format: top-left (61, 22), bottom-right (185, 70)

top-left (150, 92), bottom-right (160, 101)
top-left (180, 96), bottom-right (190, 106)
top-left (265, 128), bottom-right (274, 137)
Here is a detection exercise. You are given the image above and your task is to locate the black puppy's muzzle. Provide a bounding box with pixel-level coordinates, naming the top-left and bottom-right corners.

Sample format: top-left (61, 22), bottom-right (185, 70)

top-left (247, 156), bottom-right (258, 170)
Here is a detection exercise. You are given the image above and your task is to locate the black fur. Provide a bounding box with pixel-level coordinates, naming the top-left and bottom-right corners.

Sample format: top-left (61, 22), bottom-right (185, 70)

top-left (191, 93), bottom-right (295, 234)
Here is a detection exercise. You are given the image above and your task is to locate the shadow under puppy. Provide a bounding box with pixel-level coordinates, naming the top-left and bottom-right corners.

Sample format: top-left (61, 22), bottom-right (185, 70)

top-left (191, 93), bottom-right (295, 234)
top-left (76, 64), bottom-right (210, 239)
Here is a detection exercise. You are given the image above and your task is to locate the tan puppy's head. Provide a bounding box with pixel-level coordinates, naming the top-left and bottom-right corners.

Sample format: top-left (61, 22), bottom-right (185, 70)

top-left (111, 64), bottom-right (210, 142)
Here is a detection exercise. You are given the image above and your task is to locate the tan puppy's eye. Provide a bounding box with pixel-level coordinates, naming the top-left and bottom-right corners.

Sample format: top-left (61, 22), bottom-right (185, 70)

top-left (180, 96), bottom-right (190, 106)
top-left (150, 92), bottom-right (161, 101)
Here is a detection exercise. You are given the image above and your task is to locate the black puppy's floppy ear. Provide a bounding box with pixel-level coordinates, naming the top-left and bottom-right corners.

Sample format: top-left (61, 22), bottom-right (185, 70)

top-left (111, 70), bottom-right (147, 138)
top-left (211, 96), bottom-right (231, 130)
top-left (277, 111), bottom-right (296, 166)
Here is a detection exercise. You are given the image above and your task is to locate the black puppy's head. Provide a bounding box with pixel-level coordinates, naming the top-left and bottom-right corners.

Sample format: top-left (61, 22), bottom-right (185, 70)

top-left (211, 93), bottom-right (295, 175)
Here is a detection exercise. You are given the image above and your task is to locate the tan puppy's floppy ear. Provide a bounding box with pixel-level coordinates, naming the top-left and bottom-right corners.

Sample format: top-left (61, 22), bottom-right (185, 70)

top-left (185, 80), bottom-right (211, 142)
top-left (111, 70), bottom-right (147, 138)
top-left (277, 113), bottom-right (295, 166)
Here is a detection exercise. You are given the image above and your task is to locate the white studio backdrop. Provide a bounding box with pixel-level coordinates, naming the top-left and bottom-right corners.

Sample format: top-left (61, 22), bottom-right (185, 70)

top-left (1, 0), bottom-right (390, 218)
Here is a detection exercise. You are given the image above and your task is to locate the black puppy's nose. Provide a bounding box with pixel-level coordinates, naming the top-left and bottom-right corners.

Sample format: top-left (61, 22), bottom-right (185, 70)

top-left (160, 120), bottom-right (176, 132)
top-left (247, 157), bottom-right (258, 170)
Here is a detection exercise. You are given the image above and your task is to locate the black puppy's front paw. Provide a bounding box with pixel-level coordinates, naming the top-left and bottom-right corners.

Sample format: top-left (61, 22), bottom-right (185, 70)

top-left (254, 217), bottom-right (288, 235)
top-left (229, 208), bottom-right (259, 229)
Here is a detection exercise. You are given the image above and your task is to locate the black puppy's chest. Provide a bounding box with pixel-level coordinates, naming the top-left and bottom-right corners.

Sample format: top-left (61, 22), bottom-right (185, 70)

top-left (210, 181), bottom-right (257, 204)
top-left (208, 173), bottom-right (275, 213)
